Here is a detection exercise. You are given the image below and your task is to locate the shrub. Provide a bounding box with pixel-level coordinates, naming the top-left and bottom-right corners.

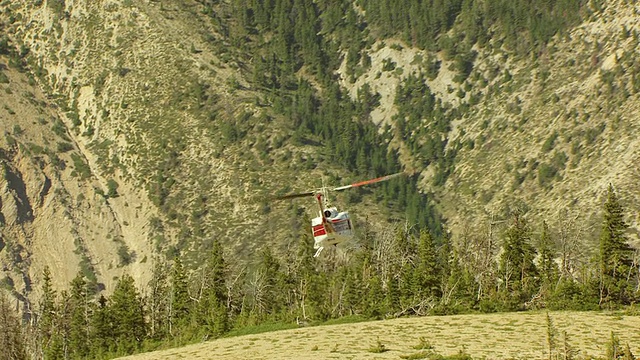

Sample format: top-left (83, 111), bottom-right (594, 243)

top-left (368, 338), bottom-right (388, 353)
top-left (117, 244), bottom-right (134, 266)
top-left (57, 141), bottom-right (73, 153)
top-left (107, 179), bottom-right (119, 198)
top-left (542, 131), bottom-right (558, 152)
top-left (537, 162), bottom-right (557, 187)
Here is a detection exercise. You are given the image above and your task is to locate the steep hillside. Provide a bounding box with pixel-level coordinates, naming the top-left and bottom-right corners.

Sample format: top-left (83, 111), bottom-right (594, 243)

top-left (1, 0), bottom-right (269, 295)
top-left (337, 0), bottom-right (640, 243)
top-left (0, 52), bottom-right (154, 306)
top-left (438, 1), bottom-right (640, 239)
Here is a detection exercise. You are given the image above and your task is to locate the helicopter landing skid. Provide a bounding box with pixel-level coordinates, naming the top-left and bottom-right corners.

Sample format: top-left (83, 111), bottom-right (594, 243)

top-left (313, 247), bottom-right (324, 258)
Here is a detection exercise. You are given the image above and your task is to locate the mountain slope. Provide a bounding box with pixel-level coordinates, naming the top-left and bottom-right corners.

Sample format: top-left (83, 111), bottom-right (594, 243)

top-left (0, 51), bottom-right (154, 301)
top-left (338, 0), bottom-right (640, 242)
top-left (0, 0), bottom-right (638, 313)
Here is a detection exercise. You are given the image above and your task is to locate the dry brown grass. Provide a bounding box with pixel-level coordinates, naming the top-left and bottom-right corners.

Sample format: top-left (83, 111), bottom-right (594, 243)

top-left (118, 311), bottom-right (640, 360)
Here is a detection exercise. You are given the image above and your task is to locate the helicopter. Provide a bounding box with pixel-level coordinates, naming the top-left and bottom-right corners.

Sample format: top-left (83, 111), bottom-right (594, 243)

top-left (275, 172), bottom-right (404, 257)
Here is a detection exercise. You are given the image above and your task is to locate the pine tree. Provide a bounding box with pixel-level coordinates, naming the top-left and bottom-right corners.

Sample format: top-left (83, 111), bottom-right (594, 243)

top-left (255, 247), bottom-right (286, 319)
top-left (385, 274), bottom-right (400, 315)
top-left (170, 256), bottom-right (191, 336)
top-left (293, 227), bottom-right (324, 321)
top-left (110, 274), bottom-right (146, 354)
top-left (68, 273), bottom-right (91, 359)
top-left (499, 212), bottom-right (538, 308)
top-left (444, 247), bottom-right (476, 312)
top-left (89, 295), bottom-right (112, 357)
top-left (599, 184), bottom-right (634, 305)
top-left (341, 267), bottom-right (362, 316)
top-left (413, 229), bottom-right (441, 301)
top-left (38, 266), bottom-right (57, 358)
top-left (0, 293), bottom-right (27, 360)
top-left (364, 274), bottom-right (385, 319)
top-left (56, 290), bottom-right (72, 360)
top-left (198, 239), bottom-right (229, 338)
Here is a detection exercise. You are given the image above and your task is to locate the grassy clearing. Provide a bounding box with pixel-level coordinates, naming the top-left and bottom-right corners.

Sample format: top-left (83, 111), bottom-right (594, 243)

top-left (116, 310), bottom-right (640, 360)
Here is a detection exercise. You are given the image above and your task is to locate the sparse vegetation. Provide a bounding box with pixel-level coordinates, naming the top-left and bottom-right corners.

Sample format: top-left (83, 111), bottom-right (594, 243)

top-left (107, 178), bottom-right (119, 198)
top-left (368, 338), bottom-right (389, 353)
top-left (56, 141), bottom-right (73, 153)
top-left (117, 243), bottom-right (134, 266)
top-left (414, 336), bottom-right (434, 350)
top-left (70, 153), bottom-right (91, 180)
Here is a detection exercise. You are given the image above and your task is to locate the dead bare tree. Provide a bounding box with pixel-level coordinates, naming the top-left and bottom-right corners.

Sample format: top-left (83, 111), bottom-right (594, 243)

top-left (0, 292), bottom-right (27, 360)
top-left (554, 209), bottom-right (594, 282)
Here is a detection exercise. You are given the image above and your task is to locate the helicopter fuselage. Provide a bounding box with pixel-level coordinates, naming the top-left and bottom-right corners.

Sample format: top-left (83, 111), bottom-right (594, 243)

top-left (311, 207), bottom-right (353, 256)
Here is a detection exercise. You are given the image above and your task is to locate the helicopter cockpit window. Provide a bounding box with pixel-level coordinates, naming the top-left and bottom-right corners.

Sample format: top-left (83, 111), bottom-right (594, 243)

top-left (324, 210), bottom-right (333, 218)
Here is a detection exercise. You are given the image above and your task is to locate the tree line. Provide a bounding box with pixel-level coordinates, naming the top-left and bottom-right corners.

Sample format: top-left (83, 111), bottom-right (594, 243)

top-left (1, 184), bottom-right (637, 359)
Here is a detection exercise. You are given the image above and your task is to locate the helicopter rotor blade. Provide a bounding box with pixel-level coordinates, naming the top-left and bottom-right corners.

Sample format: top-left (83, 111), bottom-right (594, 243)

top-left (273, 191), bottom-right (315, 200)
top-left (332, 172), bottom-right (404, 192)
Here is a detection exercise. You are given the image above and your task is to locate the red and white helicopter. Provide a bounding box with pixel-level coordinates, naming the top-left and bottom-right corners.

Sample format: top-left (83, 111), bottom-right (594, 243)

top-left (275, 172), bottom-right (404, 257)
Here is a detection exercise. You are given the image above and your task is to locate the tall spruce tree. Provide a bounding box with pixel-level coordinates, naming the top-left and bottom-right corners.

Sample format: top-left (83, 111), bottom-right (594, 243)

top-left (68, 273), bottom-right (91, 359)
top-left (38, 266), bottom-right (57, 358)
top-left (413, 229), bottom-right (441, 301)
top-left (598, 184), bottom-right (634, 305)
top-left (109, 274), bottom-right (146, 354)
top-left (89, 295), bottom-right (112, 357)
top-left (364, 274), bottom-right (385, 319)
top-left (147, 260), bottom-right (170, 340)
top-left (169, 256), bottom-right (191, 336)
top-left (56, 290), bottom-right (72, 360)
top-left (444, 246), bottom-right (476, 311)
top-left (293, 227), bottom-right (325, 321)
top-left (499, 212), bottom-right (538, 308)
top-left (198, 239), bottom-right (229, 338)
top-left (255, 247), bottom-right (286, 319)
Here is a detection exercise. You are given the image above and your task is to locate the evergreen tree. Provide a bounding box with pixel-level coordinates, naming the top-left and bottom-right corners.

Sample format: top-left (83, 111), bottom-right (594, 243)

top-left (499, 212), bottom-right (538, 309)
top-left (293, 226), bottom-right (326, 321)
top-left (413, 229), bottom-right (441, 301)
top-left (254, 247), bottom-right (287, 319)
top-left (109, 274), bottom-right (146, 354)
top-left (170, 256), bottom-right (191, 336)
top-left (56, 290), bottom-right (72, 360)
top-left (89, 295), bottom-right (113, 357)
top-left (364, 274), bottom-right (385, 319)
top-left (38, 266), bottom-right (57, 358)
top-left (444, 246), bottom-right (476, 312)
top-left (0, 293), bottom-right (27, 360)
top-left (340, 267), bottom-right (362, 316)
top-left (599, 184), bottom-right (635, 305)
top-left (198, 239), bottom-right (229, 338)
top-left (385, 274), bottom-right (401, 315)
top-left (68, 273), bottom-right (91, 359)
